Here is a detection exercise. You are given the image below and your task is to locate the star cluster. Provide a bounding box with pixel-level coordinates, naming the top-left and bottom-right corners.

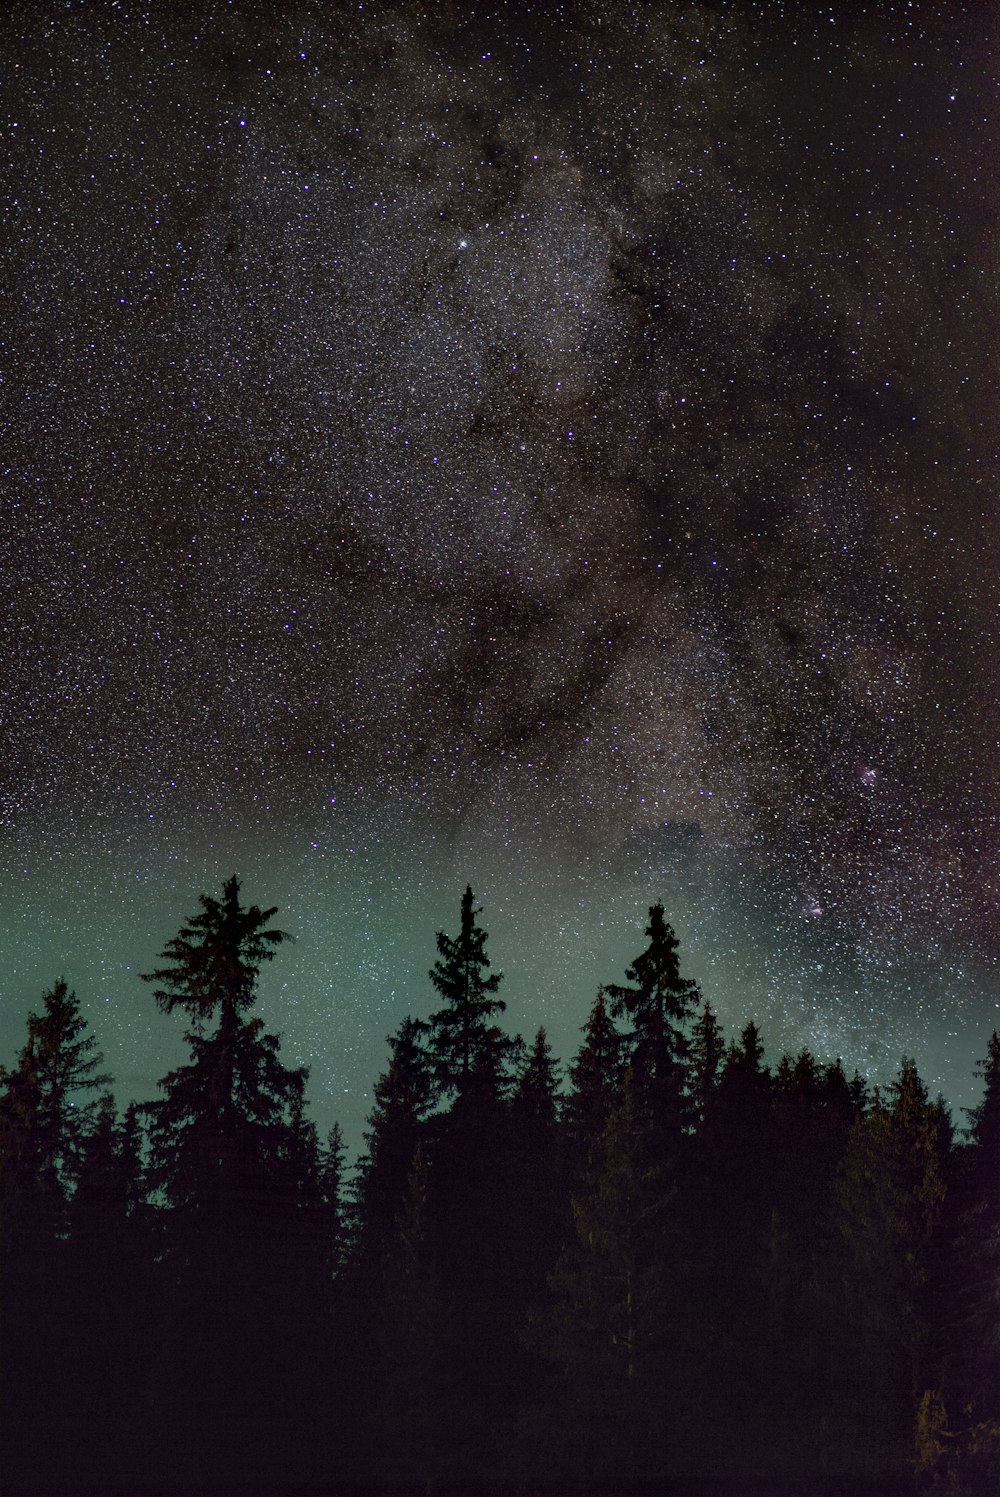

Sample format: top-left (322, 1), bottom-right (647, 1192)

top-left (1, 2), bottom-right (996, 1146)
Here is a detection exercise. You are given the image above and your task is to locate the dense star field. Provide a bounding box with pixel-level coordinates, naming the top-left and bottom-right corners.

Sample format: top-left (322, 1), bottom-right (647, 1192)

top-left (1, 1), bottom-right (996, 1147)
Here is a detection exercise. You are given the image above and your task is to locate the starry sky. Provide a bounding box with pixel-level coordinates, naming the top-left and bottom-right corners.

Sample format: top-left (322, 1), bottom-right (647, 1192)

top-left (2, 1), bottom-right (997, 1150)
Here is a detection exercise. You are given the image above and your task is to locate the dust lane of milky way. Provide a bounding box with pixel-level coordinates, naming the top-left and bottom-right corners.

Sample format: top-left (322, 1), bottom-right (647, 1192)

top-left (1, 2), bottom-right (996, 1148)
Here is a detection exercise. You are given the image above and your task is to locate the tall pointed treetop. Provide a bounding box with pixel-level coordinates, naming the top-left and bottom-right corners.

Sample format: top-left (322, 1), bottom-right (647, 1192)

top-left (428, 884), bottom-right (505, 1091)
top-left (606, 901), bottom-right (700, 1084)
top-left (515, 1027), bottom-right (561, 1129)
top-left (565, 988), bottom-right (622, 1145)
top-left (965, 1030), bottom-right (1000, 1157)
top-left (0, 977), bottom-right (110, 1194)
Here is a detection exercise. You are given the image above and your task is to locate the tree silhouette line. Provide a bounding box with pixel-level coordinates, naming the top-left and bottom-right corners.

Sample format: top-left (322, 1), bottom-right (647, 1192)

top-left (1, 875), bottom-right (998, 1494)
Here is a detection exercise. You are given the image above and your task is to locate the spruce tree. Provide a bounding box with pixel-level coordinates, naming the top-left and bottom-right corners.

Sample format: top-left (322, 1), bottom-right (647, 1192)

top-left (509, 1029), bottom-right (569, 1320)
top-left (143, 873), bottom-right (286, 1022)
top-left (354, 1015), bottom-right (435, 1256)
top-left (689, 998), bottom-right (725, 1127)
top-left (563, 988), bottom-right (622, 1161)
top-left (141, 876), bottom-right (317, 1485)
top-left (942, 1033), bottom-right (1000, 1488)
top-left (515, 1026), bottom-right (561, 1130)
top-left (427, 885), bottom-right (506, 1096)
top-left (320, 1120), bottom-right (348, 1274)
top-left (370, 1142), bottom-right (438, 1483)
top-left (0, 977), bottom-right (111, 1219)
top-left (606, 902), bottom-right (699, 1130)
top-left (965, 1030), bottom-right (1000, 1187)
top-left (66, 1095), bottom-right (150, 1481)
top-left (422, 890), bottom-right (523, 1476)
top-left (142, 876), bottom-right (305, 1228)
top-left (835, 1058), bottom-right (952, 1482)
top-left (539, 1071), bottom-right (665, 1482)
top-left (0, 980), bottom-right (111, 1487)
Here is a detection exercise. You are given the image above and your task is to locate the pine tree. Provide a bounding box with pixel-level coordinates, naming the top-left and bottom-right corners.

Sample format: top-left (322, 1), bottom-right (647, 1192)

top-left (0, 977), bottom-right (111, 1222)
top-left (65, 1094), bottom-right (150, 1481)
top-left (965, 1030), bottom-right (1000, 1187)
top-left (0, 981), bottom-right (111, 1486)
top-left (538, 1071), bottom-right (665, 1482)
top-left (143, 873), bottom-right (286, 1023)
top-left (320, 1121), bottom-right (348, 1275)
top-left (563, 988), bottom-right (622, 1160)
top-left (427, 885), bottom-right (506, 1096)
top-left (515, 1026), bottom-right (561, 1130)
top-left (510, 1028), bottom-right (570, 1315)
top-left (689, 998), bottom-right (725, 1126)
top-left (835, 1058), bottom-right (952, 1481)
top-left (141, 876), bottom-right (316, 1485)
top-left (606, 902), bottom-right (699, 1129)
top-left (941, 1033), bottom-right (1000, 1488)
top-left (370, 1142), bottom-right (438, 1483)
top-left (353, 1015), bottom-right (435, 1256)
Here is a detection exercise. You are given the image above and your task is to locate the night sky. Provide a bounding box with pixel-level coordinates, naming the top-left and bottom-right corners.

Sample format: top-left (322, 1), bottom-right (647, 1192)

top-left (2, 1), bottom-right (996, 1151)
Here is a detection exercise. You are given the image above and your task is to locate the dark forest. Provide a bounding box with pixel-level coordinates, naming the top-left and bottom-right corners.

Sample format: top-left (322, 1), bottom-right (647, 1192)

top-left (2, 876), bottom-right (998, 1495)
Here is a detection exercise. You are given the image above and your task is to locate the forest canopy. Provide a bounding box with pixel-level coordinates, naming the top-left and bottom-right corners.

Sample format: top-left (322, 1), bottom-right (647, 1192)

top-left (1, 876), bottom-right (998, 1495)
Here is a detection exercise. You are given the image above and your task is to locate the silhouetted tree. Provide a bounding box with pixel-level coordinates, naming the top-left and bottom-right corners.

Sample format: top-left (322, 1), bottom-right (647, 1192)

top-left (427, 885), bottom-right (505, 1096)
top-left (320, 1120), bottom-right (348, 1274)
top-left (743, 1051), bottom-right (862, 1480)
top-left (0, 977), bottom-right (110, 1222)
top-left (369, 1141), bottom-right (438, 1483)
top-left (537, 1070), bottom-right (666, 1483)
top-left (64, 1095), bottom-right (151, 1480)
top-left (606, 901), bottom-right (700, 1136)
top-left (835, 1058), bottom-right (952, 1482)
top-left (937, 1033), bottom-right (1000, 1490)
top-left (143, 873), bottom-right (287, 1022)
top-left (141, 876), bottom-right (318, 1486)
top-left (563, 987), bottom-right (622, 1163)
top-left (0, 979), bottom-right (111, 1487)
top-left (689, 997), bottom-right (725, 1126)
top-left (353, 1015), bottom-right (434, 1257)
top-left (509, 1028), bottom-right (570, 1320)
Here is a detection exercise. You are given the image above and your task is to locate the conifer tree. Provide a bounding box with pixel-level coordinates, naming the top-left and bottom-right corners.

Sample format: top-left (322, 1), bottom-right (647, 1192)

top-left (563, 988), bottom-right (622, 1159)
top-left (606, 902), bottom-right (699, 1128)
top-left (320, 1121), bottom-right (348, 1274)
top-left (427, 885), bottom-right (505, 1095)
top-left (965, 1030), bottom-right (1000, 1189)
top-left (370, 1142), bottom-right (438, 1482)
top-left (689, 998), bottom-right (725, 1126)
top-left (346, 1019), bottom-right (439, 1480)
top-left (142, 876), bottom-right (305, 1229)
top-left (835, 1058), bottom-right (952, 1479)
top-left (746, 1051), bottom-right (861, 1478)
top-left (65, 1094), bottom-right (150, 1479)
top-left (539, 1071), bottom-right (665, 1482)
top-left (509, 1029), bottom-right (569, 1318)
top-left (515, 1026), bottom-right (561, 1130)
top-left (0, 977), bottom-right (111, 1219)
top-left (144, 873), bottom-right (286, 1023)
top-left (141, 877), bottom-right (315, 1486)
top-left (0, 981), bottom-right (111, 1486)
top-left (69, 1092), bottom-right (143, 1246)
top-left (682, 1019), bottom-right (778, 1473)
top-left (354, 1015), bottom-right (434, 1256)
top-left (942, 1033), bottom-right (1000, 1487)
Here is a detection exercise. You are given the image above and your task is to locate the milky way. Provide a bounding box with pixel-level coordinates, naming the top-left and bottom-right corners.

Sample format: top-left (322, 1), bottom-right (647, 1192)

top-left (2, 2), bottom-right (996, 1147)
